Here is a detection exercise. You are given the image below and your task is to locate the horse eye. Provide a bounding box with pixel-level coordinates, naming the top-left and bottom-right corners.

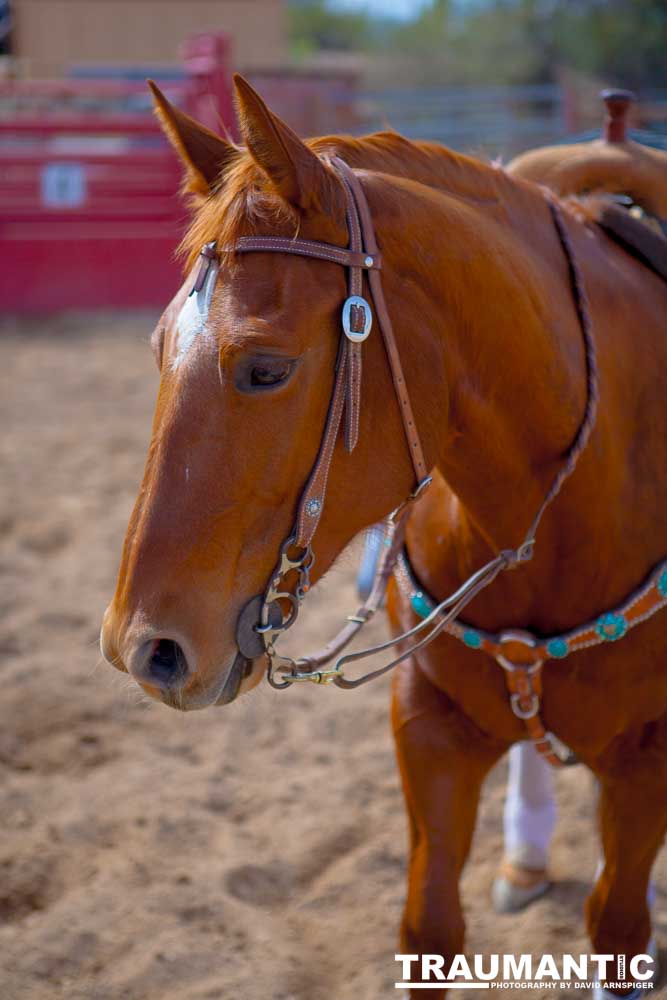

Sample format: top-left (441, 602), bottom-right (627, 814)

top-left (250, 361), bottom-right (293, 387)
top-left (236, 356), bottom-right (298, 393)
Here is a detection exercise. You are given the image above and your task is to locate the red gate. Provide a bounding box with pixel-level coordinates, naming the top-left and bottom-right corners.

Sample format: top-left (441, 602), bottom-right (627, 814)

top-left (0, 33), bottom-right (234, 313)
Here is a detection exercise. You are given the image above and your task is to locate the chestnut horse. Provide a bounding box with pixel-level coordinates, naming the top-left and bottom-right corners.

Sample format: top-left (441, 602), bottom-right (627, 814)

top-left (101, 76), bottom-right (667, 997)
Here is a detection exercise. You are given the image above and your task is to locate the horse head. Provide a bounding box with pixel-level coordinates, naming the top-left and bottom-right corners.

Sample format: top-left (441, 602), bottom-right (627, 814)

top-left (100, 77), bottom-right (439, 710)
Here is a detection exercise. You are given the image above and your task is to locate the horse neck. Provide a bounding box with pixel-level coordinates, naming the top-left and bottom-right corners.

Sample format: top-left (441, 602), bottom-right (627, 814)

top-left (374, 164), bottom-right (597, 618)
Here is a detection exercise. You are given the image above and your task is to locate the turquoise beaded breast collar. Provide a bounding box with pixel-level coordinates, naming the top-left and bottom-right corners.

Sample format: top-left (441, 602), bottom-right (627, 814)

top-left (395, 551), bottom-right (667, 662)
top-left (393, 552), bottom-right (667, 768)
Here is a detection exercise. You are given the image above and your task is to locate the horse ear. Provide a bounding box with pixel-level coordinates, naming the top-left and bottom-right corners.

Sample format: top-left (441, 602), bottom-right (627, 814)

top-left (148, 80), bottom-right (238, 195)
top-left (233, 73), bottom-right (332, 212)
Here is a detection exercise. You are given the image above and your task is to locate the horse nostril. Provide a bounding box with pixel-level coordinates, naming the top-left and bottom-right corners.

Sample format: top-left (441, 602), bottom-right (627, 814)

top-left (145, 638), bottom-right (189, 689)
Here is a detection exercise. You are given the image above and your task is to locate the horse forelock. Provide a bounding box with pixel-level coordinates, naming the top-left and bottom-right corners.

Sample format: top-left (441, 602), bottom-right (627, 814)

top-left (179, 154), bottom-right (298, 271)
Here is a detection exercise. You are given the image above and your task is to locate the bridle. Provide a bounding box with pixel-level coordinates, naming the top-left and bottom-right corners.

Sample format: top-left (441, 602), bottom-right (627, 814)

top-left (192, 156), bottom-right (598, 732)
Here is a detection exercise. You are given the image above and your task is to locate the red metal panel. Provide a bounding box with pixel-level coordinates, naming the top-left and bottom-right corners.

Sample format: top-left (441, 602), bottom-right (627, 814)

top-left (0, 223), bottom-right (184, 312)
top-left (0, 134), bottom-right (186, 310)
top-left (0, 31), bottom-right (234, 313)
top-left (0, 118), bottom-right (175, 134)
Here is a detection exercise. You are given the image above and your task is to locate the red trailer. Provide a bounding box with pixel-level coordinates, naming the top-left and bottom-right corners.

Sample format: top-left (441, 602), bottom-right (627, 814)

top-left (0, 33), bottom-right (234, 313)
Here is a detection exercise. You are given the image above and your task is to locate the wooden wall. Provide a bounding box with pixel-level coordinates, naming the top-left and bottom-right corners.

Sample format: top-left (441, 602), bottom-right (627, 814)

top-left (12, 0), bottom-right (287, 76)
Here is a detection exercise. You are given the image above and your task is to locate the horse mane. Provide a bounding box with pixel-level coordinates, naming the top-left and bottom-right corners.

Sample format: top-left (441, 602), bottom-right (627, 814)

top-left (180, 131), bottom-right (511, 270)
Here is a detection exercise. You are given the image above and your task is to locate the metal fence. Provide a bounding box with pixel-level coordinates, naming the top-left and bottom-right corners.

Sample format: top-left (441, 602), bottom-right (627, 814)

top-left (354, 84), bottom-right (667, 158)
top-left (355, 84), bottom-right (567, 158)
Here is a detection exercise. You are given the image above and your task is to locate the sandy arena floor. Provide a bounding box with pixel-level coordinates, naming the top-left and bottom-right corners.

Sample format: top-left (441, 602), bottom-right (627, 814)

top-left (1, 313), bottom-right (665, 1000)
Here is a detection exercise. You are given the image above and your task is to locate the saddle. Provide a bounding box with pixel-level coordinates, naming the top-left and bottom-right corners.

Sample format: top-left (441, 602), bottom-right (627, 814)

top-left (507, 90), bottom-right (667, 283)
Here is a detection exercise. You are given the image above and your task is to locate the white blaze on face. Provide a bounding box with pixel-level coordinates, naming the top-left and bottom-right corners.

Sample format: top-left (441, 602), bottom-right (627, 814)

top-left (172, 263), bottom-right (219, 369)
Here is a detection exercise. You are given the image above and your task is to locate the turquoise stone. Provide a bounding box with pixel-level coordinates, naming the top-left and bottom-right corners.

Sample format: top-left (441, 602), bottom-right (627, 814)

top-left (411, 591), bottom-right (431, 619)
top-left (657, 569), bottom-right (667, 598)
top-left (546, 637), bottom-right (569, 659)
top-left (595, 611), bottom-right (627, 642)
top-left (462, 629), bottom-right (482, 649)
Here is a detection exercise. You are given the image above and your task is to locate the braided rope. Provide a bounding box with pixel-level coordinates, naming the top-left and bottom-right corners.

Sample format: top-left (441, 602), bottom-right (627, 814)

top-left (520, 198), bottom-right (600, 553)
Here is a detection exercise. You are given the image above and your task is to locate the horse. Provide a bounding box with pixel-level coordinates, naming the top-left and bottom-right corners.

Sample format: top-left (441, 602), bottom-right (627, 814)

top-left (100, 75), bottom-right (667, 998)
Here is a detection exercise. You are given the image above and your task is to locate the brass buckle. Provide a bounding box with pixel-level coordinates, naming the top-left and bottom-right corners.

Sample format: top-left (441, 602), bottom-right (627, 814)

top-left (266, 652), bottom-right (342, 688)
top-left (282, 663), bottom-right (342, 685)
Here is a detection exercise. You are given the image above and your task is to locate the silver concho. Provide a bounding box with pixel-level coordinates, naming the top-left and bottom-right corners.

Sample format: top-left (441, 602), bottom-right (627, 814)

top-left (342, 295), bottom-right (373, 343)
top-left (305, 498), bottom-right (322, 517)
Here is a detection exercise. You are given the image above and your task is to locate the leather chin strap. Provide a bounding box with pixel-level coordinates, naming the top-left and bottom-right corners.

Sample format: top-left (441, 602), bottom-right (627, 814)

top-left (222, 159), bottom-right (598, 769)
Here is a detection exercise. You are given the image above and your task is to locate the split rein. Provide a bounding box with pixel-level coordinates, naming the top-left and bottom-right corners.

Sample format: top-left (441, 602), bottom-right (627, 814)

top-left (195, 156), bottom-right (598, 698)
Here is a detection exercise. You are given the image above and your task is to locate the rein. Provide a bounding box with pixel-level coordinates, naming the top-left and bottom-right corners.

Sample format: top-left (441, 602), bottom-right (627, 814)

top-left (195, 156), bottom-right (600, 764)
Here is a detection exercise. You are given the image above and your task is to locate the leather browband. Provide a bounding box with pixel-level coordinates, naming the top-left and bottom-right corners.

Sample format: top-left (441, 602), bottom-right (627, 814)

top-left (235, 236), bottom-right (382, 271)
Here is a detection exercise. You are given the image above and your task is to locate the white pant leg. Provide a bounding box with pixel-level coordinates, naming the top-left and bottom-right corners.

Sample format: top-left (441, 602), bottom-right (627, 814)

top-left (504, 741), bottom-right (557, 868)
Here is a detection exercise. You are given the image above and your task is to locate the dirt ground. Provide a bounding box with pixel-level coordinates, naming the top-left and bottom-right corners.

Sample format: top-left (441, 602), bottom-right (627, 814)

top-left (1, 313), bottom-right (665, 1000)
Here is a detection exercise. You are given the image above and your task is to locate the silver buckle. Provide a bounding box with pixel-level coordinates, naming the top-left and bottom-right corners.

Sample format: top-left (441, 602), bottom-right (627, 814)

top-left (342, 295), bottom-right (372, 343)
top-left (495, 630), bottom-right (543, 720)
top-left (495, 629), bottom-right (540, 667)
top-left (510, 693), bottom-right (540, 720)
